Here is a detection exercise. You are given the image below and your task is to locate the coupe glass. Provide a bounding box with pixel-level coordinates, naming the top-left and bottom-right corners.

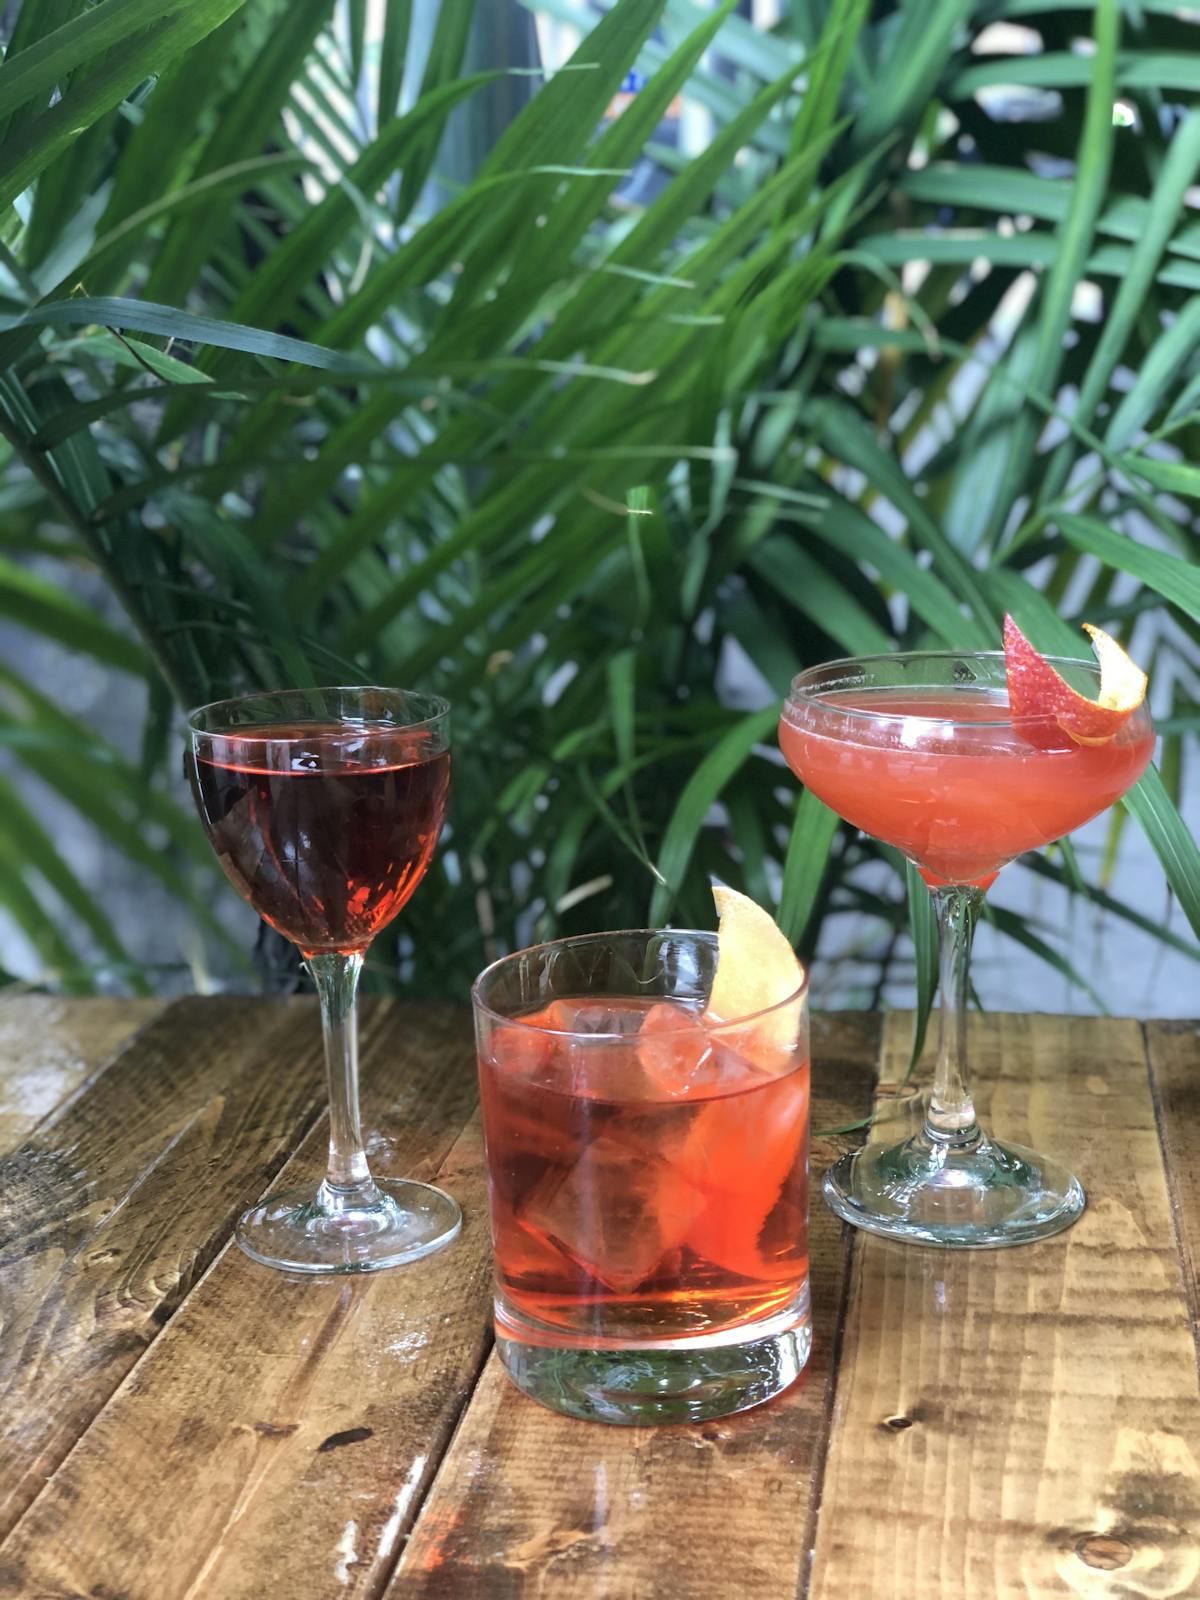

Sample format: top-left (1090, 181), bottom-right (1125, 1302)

top-left (187, 686), bottom-right (459, 1273)
top-left (780, 650), bottom-right (1154, 1247)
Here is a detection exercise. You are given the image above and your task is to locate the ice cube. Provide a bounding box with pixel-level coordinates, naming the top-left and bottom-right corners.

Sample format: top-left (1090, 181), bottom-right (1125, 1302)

top-left (711, 1017), bottom-right (805, 1080)
top-left (480, 1016), bottom-right (569, 1167)
top-left (677, 1067), bottom-right (808, 1192)
top-left (485, 1019), bottom-right (555, 1083)
top-left (495, 1208), bottom-right (577, 1287)
top-left (637, 1002), bottom-right (740, 1098)
top-left (533, 1000), bottom-right (654, 1101)
top-left (517, 998), bottom-right (600, 1036)
top-left (489, 1003), bottom-right (656, 1101)
top-left (520, 1130), bottom-right (708, 1293)
top-left (511, 997), bottom-right (642, 1037)
top-left (544, 998), bottom-right (643, 1035)
top-left (577, 1045), bottom-right (655, 1104)
top-left (486, 1000), bottom-right (605, 1086)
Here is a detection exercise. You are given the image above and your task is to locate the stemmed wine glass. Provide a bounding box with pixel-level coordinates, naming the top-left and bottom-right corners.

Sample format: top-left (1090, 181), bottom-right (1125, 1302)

top-left (780, 650), bottom-right (1154, 1247)
top-left (187, 686), bottom-right (457, 1274)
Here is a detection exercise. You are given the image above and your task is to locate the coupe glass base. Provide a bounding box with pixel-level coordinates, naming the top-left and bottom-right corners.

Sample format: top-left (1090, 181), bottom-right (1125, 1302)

top-left (823, 1132), bottom-right (1085, 1248)
top-left (236, 1178), bottom-right (462, 1274)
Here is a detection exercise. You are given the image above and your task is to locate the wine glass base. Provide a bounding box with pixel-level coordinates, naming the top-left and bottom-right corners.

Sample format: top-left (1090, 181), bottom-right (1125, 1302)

top-left (236, 1178), bottom-right (462, 1274)
top-left (823, 1132), bottom-right (1085, 1248)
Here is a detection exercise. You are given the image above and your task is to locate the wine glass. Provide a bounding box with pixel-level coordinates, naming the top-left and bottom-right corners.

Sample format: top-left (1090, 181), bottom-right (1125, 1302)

top-left (187, 686), bottom-right (458, 1274)
top-left (781, 650), bottom-right (1154, 1247)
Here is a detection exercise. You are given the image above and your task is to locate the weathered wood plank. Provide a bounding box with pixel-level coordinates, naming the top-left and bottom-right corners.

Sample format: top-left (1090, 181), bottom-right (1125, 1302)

top-left (1146, 1020), bottom-right (1200, 1368)
top-left (0, 994), bottom-right (165, 1155)
top-left (0, 1004), bottom-right (484, 1600)
top-left (0, 994), bottom-right (338, 1539)
top-left (391, 1012), bottom-right (881, 1600)
top-left (809, 1013), bottom-right (1200, 1600)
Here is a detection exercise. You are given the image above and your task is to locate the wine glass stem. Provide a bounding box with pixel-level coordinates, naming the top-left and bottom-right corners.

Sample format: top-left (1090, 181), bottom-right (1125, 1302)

top-left (307, 951), bottom-right (381, 1211)
top-left (926, 885), bottom-right (984, 1146)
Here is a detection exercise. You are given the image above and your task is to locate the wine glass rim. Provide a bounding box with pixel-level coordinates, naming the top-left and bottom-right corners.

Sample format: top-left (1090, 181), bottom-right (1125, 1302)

top-left (471, 926), bottom-right (809, 1041)
top-left (186, 685), bottom-right (451, 735)
top-left (784, 648), bottom-right (1115, 730)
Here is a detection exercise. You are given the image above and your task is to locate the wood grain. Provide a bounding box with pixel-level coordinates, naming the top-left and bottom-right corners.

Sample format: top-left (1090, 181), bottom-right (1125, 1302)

top-left (0, 994), bottom-right (164, 1155)
top-left (809, 1012), bottom-right (1200, 1600)
top-left (0, 994), bottom-right (336, 1539)
top-left (0, 1004), bottom-right (485, 1600)
top-left (1146, 1020), bottom-right (1200, 1367)
top-left (391, 1012), bottom-right (881, 1600)
top-left (4, 1001), bottom-right (1194, 1600)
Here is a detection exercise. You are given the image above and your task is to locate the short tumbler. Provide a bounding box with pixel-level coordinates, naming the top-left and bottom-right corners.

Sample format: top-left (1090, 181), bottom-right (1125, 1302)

top-left (472, 930), bottom-right (811, 1425)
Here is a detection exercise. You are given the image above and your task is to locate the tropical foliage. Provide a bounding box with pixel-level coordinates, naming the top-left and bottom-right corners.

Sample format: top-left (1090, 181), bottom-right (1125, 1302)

top-left (0, 0), bottom-right (1196, 1005)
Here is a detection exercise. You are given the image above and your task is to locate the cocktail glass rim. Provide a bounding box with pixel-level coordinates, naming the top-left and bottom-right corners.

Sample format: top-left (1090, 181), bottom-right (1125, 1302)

top-left (472, 926), bottom-right (809, 1042)
top-left (784, 648), bottom-right (1109, 733)
top-left (187, 683), bottom-right (451, 735)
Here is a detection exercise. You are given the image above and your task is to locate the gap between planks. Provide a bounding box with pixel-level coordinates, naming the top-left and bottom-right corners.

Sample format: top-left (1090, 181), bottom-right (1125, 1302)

top-left (1144, 1019), bottom-right (1200, 1389)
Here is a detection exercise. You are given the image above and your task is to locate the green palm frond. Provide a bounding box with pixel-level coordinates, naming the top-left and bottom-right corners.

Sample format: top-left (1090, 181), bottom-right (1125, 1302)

top-left (0, 0), bottom-right (1195, 1013)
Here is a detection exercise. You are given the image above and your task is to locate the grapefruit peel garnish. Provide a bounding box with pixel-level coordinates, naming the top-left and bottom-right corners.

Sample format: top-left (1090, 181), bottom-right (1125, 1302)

top-left (707, 885), bottom-right (805, 1059)
top-left (1003, 614), bottom-right (1147, 749)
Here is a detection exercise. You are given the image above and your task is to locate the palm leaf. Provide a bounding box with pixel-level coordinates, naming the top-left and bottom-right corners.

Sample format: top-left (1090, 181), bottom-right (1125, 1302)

top-left (0, 0), bottom-right (1193, 1009)
top-left (1124, 767), bottom-right (1200, 941)
top-left (778, 789), bottom-right (840, 948)
top-left (0, 0), bottom-right (248, 213)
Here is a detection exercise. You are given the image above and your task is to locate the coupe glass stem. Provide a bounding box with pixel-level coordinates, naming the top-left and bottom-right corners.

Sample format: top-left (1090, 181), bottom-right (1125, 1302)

top-left (307, 950), bottom-right (382, 1212)
top-left (926, 885), bottom-right (984, 1146)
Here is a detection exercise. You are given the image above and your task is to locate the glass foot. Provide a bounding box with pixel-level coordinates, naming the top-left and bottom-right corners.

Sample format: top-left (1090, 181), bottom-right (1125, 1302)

top-left (236, 1178), bottom-right (462, 1274)
top-left (823, 1131), bottom-right (1085, 1248)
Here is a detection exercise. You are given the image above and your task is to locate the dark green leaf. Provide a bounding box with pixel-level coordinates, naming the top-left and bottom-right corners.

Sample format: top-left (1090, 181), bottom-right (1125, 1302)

top-left (0, 0), bottom-right (248, 212)
top-left (1124, 766), bottom-right (1200, 940)
top-left (0, 554), bottom-right (147, 675)
top-left (650, 707), bottom-right (778, 924)
top-left (778, 789), bottom-right (840, 947)
top-left (1057, 514), bottom-right (1200, 625)
top-left (0, 298), bottom-right (365, 371)
top-left (905, 860), bottom-right (938, 1077)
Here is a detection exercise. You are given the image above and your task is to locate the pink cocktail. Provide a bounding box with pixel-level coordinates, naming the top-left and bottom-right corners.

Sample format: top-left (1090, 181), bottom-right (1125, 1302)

top-left (781, 650), bottom-right (1154, 1247)
top-left (780, 686), bottom-right (1153, 890)
top-left (480, 995), bottom-right (810, 1338)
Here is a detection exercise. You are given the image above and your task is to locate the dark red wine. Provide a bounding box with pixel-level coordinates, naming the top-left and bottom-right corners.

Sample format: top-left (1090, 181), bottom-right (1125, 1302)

top-left (190, 722), bottom-right (451, 955)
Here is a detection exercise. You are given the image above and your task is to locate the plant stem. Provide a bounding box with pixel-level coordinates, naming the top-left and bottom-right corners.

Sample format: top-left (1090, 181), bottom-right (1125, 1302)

top-left (307, 950), bottom-right (381, 1211)
top-left (926, 884), bottom-right (984, 1146)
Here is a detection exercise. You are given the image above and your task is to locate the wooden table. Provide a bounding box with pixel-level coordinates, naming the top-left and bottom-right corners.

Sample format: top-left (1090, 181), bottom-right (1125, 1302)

top-left (0, 995), bottom-right (1197, 1599)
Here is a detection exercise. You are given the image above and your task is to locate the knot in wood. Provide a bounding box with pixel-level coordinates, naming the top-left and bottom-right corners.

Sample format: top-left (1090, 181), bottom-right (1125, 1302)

top-left (1074, 1534), bottom-right (1133, 1571)
top-left (316, 1426), bottom-right (374, 1454)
